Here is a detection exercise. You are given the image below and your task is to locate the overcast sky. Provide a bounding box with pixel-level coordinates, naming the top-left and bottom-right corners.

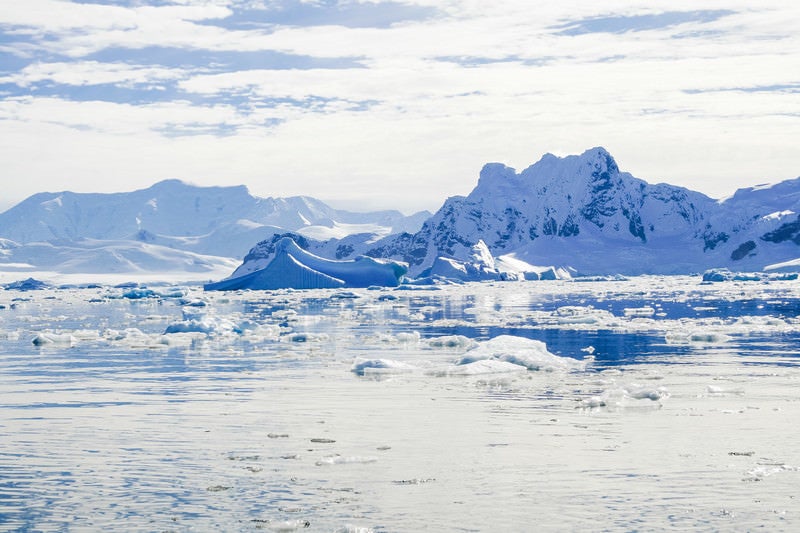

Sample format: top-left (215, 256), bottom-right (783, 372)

top-left (0, 1), bottom-right (798, 214)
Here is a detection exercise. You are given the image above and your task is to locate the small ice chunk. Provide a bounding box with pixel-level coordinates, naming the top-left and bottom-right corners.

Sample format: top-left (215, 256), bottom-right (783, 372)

top-left (443, 359), bottom-right (528, 376)
top-left (122, 288), bottom-right (157, 299)
top-left (163, 316), bottom-right (241, 336)
top-left (351, 358), bottom-right (416, 376)
top-left (32, 332), bottom-right (76, 346)
top-left (623, 306), bottom-right (655, 317)
top-left (427, 335), bottom-right (476, 349)
top-left (665, 330), bottom-right (730, 344)
top-left (270, 520), bottom-right (312, 532)
top-left (457, 335), bottom-right (584, 372)
top-left (316, 454), bottom-right (377, 466)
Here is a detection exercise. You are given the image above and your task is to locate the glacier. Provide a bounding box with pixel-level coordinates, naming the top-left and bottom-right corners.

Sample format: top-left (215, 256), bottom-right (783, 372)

top-left (204, 237), bottom-right (407, 290)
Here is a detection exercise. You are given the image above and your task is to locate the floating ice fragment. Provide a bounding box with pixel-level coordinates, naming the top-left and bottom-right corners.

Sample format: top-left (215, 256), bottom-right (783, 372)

top-left (395, 331), bottom-right (421, 343)
top-left (270, 519), bottom-right (311, 531)
top-left (578, 384), bottom-right (669, 408)
top-left (121, 288), bottom-right (157, 299)
top-left (334, 526), bottom-right (374, 533)
top-left (441, 359), bottom-right (528, 376)
top-left (665, 330), bottom-right (730, 344)
top-left (623, 306), bottom-right (655, 317)
top-left (316, 454), bottom-right (377, 466)
top-left (626, 384), bottom-right (669, 401)
top-left (743, 463), bottom-right (799, 482)
top-left (282, 332), bottom-right (329, 343)
top-left (392, 478), bottom-right (436, 485)
top-left (32, 332), bottom-right (76, 346)
top-left (163, 315), bottom-right (241, 336)
top-left (351, 358), bottom-right (416, 376)
top-left (457, 335), bottom-right (585, 372)
top-left (707, 385), bottom-right (745, 396)
top-left (426, 335), bottom-right (476, 349)
top-left (554, 306), bottom-right (613, 325)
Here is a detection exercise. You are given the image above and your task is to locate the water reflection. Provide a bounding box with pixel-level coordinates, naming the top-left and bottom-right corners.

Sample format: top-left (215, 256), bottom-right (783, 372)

top-left (1, 281), bottom-right (800, 531)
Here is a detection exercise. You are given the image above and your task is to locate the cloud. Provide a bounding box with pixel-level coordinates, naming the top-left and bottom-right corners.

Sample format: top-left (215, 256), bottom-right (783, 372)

top-left (0, 60), bottom-right (187, 88)
top-left (551, 10), bottom-right (736, 36)
top-left (0, 0), bottom-right (798, 213)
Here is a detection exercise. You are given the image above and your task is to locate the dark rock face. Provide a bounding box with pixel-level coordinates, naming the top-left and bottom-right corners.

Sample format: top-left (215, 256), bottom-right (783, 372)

top-left (731, 241), bottom-right (757, 261)
top-left (761, 216), bottom-right (800, 245)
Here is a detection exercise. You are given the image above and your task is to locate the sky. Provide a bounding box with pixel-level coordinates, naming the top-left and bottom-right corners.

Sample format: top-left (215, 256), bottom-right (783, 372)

top-left (0, 1), bottom-right (798, 215)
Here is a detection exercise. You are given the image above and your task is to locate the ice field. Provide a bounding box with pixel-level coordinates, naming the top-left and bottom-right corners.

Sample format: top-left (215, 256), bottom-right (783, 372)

top-left (1, 276), bottom-right (799, 531)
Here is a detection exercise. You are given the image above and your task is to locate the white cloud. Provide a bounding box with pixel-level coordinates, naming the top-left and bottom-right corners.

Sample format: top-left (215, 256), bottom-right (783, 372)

top-left (0, 61), bottom-right (189, 88)
top-left (0, 0), bottom-right (798, 213)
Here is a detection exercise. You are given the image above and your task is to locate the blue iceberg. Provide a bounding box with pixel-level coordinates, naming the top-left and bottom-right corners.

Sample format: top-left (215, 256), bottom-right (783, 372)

top-left (205, 237), bottom-right (407, 290)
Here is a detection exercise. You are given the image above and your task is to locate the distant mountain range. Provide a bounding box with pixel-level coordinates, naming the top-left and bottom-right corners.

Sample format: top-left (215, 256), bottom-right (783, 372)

top-left (0, 179), bottom-right (430, 276)
top-left (232, 147), bottom-right (800, 279)
top-left (3, 148), bottom-right (799, 281)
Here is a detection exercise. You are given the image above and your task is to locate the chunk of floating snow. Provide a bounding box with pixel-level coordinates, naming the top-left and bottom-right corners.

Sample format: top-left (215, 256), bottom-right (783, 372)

top-left (32, 332), bottom-right (76, 346)
top-left (163, 316), bottom-right (241, 336)
top-left (271, 520), bottom-right (313, 532)
top-left (395, 331), bottom-right (421, 343)
top-left (442, 359), bottom-right (528, 376)
top-left (457, 335), bottom-right (584, 372)
top-left (555, 306), bottom-right (612, 324)
top-left (578, 384), bottom-right (669, 408)
top-left (665, 331), bottom-right (730, 344)
top-left (204, 237), bottom-right (407, 290)
top-left (315, 454), bottom-right (377, 466)
top-left (625, 385), bottom-right (669, 401)
top-left (122, 288), bottom-right (157, 299)
top-left (282, 332), bottom-right (329, 343)
top-left (623, 306), bottom-right (655, 317)
top-left (707, 384), bottom-right (745, 395)
top-left (351, 358), bottom-right (416, 376)
top-left (426, 335), bottom-right (476, 349)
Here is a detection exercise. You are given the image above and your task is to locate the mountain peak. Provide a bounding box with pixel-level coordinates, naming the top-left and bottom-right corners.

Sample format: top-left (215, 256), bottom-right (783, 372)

top-left (580, 146), bottom-right (618, 174)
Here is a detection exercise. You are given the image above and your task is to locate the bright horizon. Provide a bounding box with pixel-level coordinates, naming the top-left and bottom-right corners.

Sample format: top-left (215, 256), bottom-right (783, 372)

top-left (1, 1), bottom-right (798, 214)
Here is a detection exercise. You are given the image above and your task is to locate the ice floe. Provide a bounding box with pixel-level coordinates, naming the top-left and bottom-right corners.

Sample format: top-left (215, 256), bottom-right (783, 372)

top-left (351, 358), bottom-right (416, 376)
top-left (456, 335), bottom-right (585, 372)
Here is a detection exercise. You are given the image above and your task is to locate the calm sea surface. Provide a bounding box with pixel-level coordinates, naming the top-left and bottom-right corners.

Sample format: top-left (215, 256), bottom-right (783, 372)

top-left (1, 277), bottom-right (799, 531)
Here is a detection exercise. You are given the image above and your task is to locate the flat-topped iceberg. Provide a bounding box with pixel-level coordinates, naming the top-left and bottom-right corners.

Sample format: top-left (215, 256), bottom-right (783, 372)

top-left (205, 237), bottom-right (407, 290)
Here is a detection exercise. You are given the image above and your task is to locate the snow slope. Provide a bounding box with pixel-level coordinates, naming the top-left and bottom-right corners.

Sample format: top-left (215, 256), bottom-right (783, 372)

top-left (204, 237), bottom-right (407, 290)
top-left (0, 180), bottom-right (429, 279)
top-left (355, 147), bottom-right (800, 276)
top-left (0, 179), bottom-right (430, 259)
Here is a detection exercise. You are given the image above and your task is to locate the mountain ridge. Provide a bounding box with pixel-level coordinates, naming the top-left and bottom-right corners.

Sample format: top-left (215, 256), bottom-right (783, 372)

top-left (0, 179), bottom-right (431, 260)
top-left (293, 146), bottom-right (800, 277)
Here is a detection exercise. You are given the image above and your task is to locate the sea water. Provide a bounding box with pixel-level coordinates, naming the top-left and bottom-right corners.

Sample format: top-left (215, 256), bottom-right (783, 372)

top-left (1, 276), bottom-right (799, 531)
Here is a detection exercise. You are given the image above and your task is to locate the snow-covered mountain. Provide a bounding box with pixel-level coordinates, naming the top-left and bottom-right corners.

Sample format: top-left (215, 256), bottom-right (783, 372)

top-left (230, 147), bottom-right (800, 280)
top-left (0, 180), bottom-right (430, 279)
top-left (0, 179), bottom-right (429, 259)
top-left (360, 146), bottom-right (799, 276)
